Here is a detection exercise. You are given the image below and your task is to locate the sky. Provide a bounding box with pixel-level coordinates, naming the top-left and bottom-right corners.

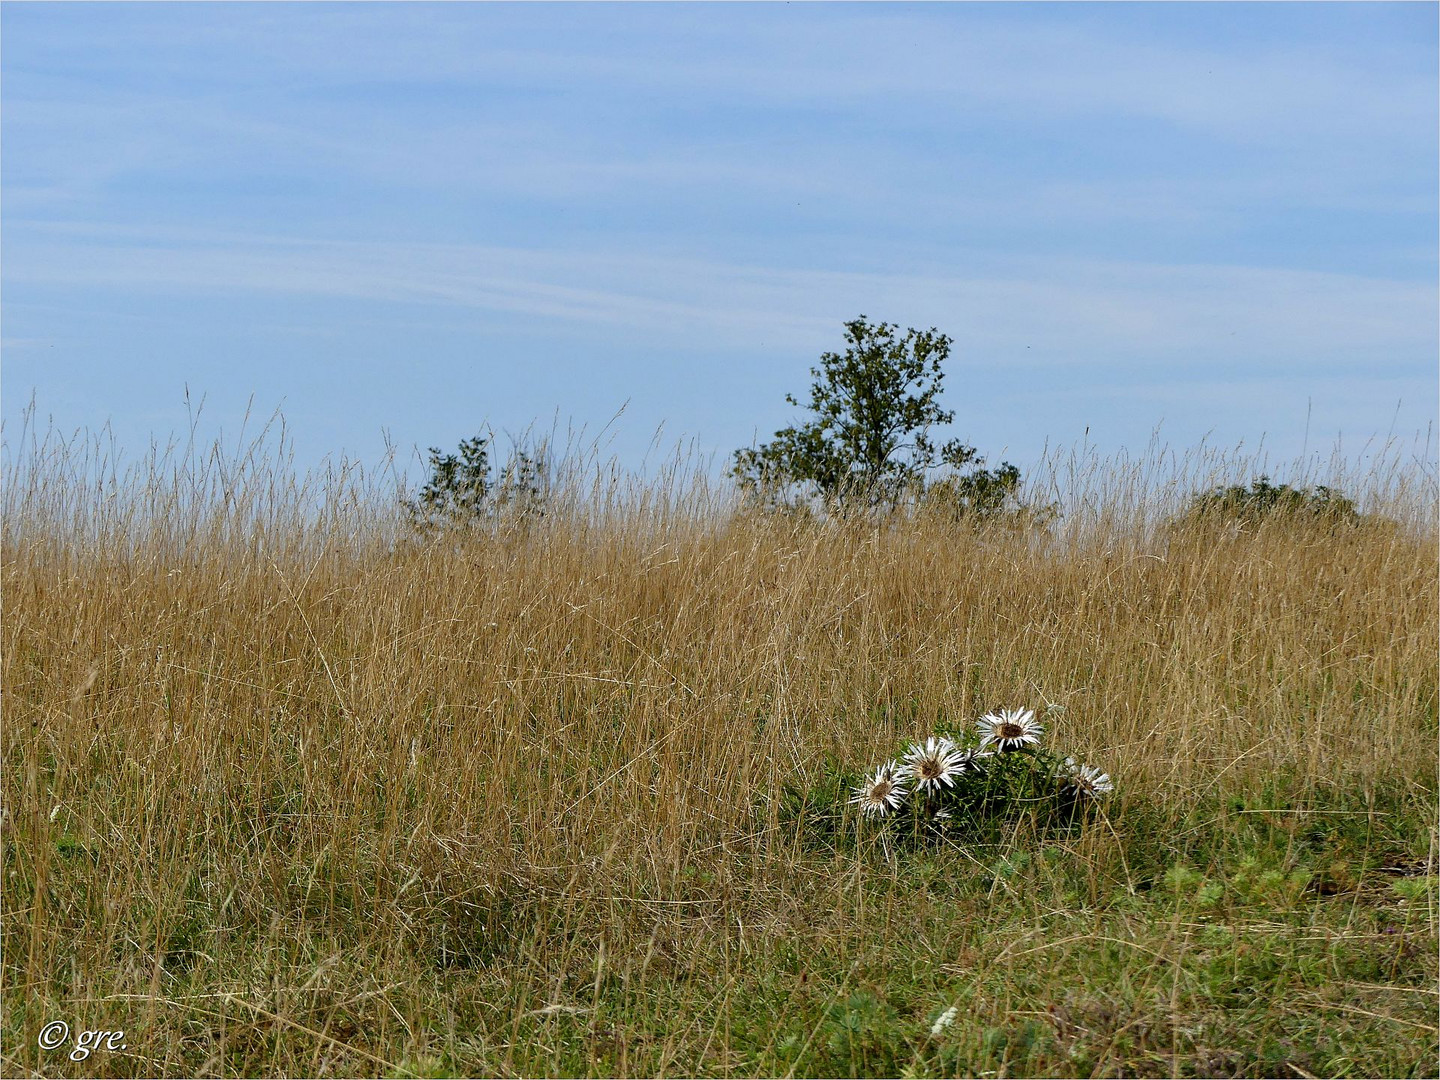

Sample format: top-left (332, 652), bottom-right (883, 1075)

top-left (4, 2), bottom-right (1437, 491)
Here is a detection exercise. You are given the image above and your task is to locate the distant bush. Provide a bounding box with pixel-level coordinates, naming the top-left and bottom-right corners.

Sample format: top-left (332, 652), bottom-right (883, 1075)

top-left (1182, 476), bottom-right (1360, 528)
top-left (403, 432), bottom-right (549, 532)
top-left (919, 462), bottom-right (1057, 529)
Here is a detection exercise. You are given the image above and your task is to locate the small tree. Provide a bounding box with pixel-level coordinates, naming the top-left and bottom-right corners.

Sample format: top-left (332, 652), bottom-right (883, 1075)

top-left (404, 431), bottom-right (548, 531)
top-left (733, 315), bottom-right (1024, 515)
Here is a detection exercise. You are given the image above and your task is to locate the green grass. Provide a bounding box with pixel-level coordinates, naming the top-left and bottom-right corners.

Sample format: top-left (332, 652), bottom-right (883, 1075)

top-left (7, 779), bottom-right (1434, 1077)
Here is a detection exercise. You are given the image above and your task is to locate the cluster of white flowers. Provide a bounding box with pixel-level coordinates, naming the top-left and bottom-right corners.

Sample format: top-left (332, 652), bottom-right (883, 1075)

top-left (929, 1004), bottom-right (959, 1037)
top-left (849, 707), bottom-right (1113, 819)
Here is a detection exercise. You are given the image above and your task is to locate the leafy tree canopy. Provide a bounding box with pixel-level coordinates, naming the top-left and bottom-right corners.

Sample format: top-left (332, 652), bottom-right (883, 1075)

top-left (733, 316), bottom-right (1024, 517)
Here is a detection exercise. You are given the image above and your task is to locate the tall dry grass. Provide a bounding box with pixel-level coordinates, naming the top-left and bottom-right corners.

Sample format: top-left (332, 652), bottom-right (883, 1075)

top-left (3, 416), bottom-right (1436, 1076)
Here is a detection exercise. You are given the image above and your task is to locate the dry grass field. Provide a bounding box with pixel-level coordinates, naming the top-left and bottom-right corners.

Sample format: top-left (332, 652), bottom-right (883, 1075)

top-left (3, 426), bottom-right (1437, 1077)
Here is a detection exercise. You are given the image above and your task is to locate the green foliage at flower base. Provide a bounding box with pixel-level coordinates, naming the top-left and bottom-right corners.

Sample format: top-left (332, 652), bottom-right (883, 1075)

top-left (777, 707), bottom-right (1115, 853)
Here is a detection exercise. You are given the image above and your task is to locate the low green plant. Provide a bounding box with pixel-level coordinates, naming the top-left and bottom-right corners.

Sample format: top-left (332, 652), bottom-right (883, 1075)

top-left (843, 705), bottom-right (1113, 848)
top-left (1184, 475), bottom-right (1360, 526)
top-left (403, 431), bottom-right (550, 531)
top-left (820, 989), bottom-right (900, 1072)
top-left (918, 463), bottom-right (1056, 528)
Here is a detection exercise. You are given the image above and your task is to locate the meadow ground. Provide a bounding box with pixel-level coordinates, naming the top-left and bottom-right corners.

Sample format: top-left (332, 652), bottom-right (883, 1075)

top-left (3, 429), bottom-right (1437, 1078)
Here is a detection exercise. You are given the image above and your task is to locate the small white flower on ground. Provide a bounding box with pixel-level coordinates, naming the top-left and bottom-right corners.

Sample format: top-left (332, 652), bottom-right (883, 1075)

top-left (850, 763), bottom-right (908, 818)
top-left (1062, 756), bottom-right (1114, 797)
top-left (930, 1005), bottom-right (959, 1036)
top-left (977, 707), bottom-right (1044, 752)
top-left (901, 736), bottom-right (968, 793)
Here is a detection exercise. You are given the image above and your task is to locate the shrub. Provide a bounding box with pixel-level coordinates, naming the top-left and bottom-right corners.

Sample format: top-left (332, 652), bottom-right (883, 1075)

top-left (403, 431), bottom-right (549, 532)
top-left (1184, 476), bottom-right (1359, 527)
top-left (919, 463), bottom-right (1058, 529)
top-left (801, 705), bottom-right (1115, 853)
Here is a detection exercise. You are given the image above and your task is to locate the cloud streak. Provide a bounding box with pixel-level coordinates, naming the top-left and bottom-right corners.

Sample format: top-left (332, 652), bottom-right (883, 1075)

top-left (7, 225), bottom-right (1434, 373)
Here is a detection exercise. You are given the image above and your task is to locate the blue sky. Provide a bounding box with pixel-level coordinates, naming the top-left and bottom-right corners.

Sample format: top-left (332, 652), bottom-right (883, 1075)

top-left (4, 2), bottom-right (1436, 487)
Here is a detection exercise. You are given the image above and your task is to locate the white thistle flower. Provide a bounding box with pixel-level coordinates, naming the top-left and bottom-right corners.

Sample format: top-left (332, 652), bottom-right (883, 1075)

top-left (953, 747), bottom-right (993, 770)
top-left (976, 707), bottom-right (1044, 752)
top-left (1062, 756), bottom-right (1114, 798)
top-left (901, 736), bottom-right (968, 793)
top-left (850, 763), bottom-right (908, 818)
top-left (927, 806), bottom-right (954, 831)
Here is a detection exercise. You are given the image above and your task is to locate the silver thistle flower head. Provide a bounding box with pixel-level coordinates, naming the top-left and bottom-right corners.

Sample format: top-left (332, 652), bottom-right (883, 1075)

top-left (976, 707), bottom-right (1044, 752)
top-left (1062, 756), bottom-right (1114, 798)
top-left (850, 762), bottom-right (909, 818)
top-left (952, 746), bottom-right (993, 770)
top-left (901, 735), bottom-right (968, 793)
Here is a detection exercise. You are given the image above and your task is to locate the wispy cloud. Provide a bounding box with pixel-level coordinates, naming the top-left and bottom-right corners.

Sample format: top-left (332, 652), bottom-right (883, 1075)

top-left (5, 5), bottom-right (1432, 230)
top-left (7, 224), bottom-right (1433, 372)
top-left (24, 5), bottom-right (1428, 137)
